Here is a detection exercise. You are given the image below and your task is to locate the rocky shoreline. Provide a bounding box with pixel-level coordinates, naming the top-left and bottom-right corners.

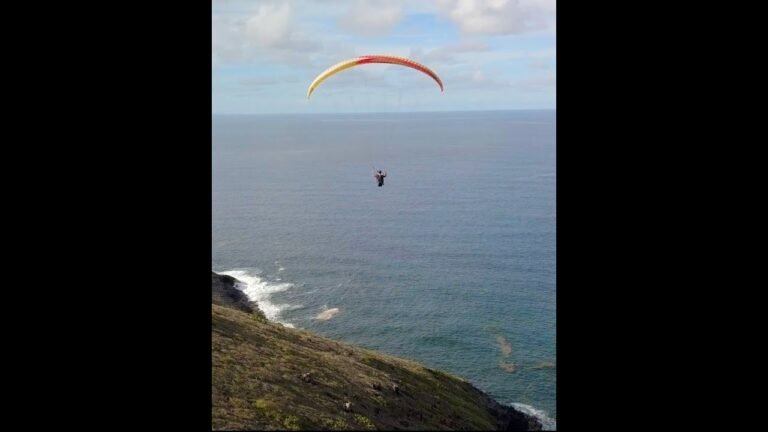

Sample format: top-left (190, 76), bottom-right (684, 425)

top-left (212, 271), bottom-right (544, 431)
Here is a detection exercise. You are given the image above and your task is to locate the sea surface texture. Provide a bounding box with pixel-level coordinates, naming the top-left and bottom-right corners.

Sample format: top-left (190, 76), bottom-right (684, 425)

top-left (213, 110), bottom-right (556, 424)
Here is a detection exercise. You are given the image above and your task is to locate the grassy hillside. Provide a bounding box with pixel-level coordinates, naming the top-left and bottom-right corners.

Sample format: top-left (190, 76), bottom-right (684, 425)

top-left (212, 300), bottom-right (541, 430)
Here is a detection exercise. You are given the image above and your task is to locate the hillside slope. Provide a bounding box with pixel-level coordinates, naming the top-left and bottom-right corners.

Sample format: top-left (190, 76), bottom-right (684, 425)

top-left (212, 277), bottom-right (542, 431)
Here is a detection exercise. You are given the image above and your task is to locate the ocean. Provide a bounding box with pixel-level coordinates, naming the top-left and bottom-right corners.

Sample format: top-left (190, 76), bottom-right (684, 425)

top-left (212, 110), bottom-right (556, 427)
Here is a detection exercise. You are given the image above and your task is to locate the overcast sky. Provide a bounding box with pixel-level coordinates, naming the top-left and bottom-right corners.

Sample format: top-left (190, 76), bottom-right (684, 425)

top-left (213, 0), bottom-right (556, 114)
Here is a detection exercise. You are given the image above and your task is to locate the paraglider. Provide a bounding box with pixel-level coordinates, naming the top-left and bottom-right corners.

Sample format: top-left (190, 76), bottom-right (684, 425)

top-left (307, 55), bottom-right (444, 99)
top-left (373, 169), bottom-right (387, 187)
top-left (306, 56), bottom-right (442, 189)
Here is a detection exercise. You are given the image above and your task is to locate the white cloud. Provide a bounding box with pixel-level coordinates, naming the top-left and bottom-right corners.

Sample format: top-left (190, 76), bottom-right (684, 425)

top-left (213, 14), bottom-right (247, 63)
top-left (410, 40), bottom-right (491, 65)
top-left (213, 0), bottom-right (556, 112)
top-left (340, 0), bottom-right (404, 36)
top-left (436, 0), bottom-right (554, 35)
top-left (213, 2), bottom-right (321, 66)
top-left (245, 3), bottom-right (294, 48)
top-left (519, 0), bottom-right (556, 12)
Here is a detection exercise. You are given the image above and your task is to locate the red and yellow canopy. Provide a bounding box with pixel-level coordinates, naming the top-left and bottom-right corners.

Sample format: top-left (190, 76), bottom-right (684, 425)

top-left (307, 55), bottom-right (444, 99)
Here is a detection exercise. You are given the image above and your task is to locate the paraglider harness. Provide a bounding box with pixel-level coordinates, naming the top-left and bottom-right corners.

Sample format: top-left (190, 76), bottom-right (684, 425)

top-left (375, 170), bottom-right (386, 187)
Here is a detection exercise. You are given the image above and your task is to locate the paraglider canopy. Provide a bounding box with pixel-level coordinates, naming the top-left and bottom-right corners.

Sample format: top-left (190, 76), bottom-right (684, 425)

top-left (307, 55), bottom-right (444, 99)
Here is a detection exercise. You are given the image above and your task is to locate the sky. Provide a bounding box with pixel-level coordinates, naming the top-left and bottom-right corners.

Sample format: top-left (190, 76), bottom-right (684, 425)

top-left (213, 0), bottom-right (556, 114)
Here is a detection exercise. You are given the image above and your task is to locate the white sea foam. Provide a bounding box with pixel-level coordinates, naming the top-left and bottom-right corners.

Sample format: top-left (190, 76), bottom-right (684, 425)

top-left (510, 403), bottom-right (556, 431)
top-left (219, 269), bottom-right (296, 326)
top-left (314, 307), bottom-right (340, 321)
top-left (274, 260), bottom-right (286, 273)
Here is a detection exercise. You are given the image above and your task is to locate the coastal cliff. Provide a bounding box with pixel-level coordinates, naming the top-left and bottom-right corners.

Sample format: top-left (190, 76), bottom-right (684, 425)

top-left (212, 271), bottom-right (542, 431)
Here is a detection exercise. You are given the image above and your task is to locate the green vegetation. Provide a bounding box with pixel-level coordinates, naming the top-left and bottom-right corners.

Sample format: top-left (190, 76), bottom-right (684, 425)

top-left (212, 302), bottom-right (534, 430)
top-left (353, 414), bottom-right (376, 430)
top-left (319, 417), bottom-right (348, 430)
